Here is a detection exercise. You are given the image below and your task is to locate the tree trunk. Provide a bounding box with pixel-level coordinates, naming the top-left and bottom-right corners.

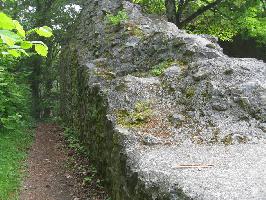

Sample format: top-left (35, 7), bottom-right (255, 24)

top-left (176, 0), bottom-right (185, 27)
top-left (165, 0), bottom-right (177, 24)
top-left (43, 42), bottom-right (54, 118)
top-left (29, 55), bottom-right (42, 119)
top-left (28, 0), bottom-right (53, 119)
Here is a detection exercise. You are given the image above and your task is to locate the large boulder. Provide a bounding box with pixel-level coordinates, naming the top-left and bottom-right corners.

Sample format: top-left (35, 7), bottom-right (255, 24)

top-left (60, 1), bottom-right (266, 199)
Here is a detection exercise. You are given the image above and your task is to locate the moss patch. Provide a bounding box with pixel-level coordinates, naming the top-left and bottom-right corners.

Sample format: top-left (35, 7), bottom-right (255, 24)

top-left (106, 10), bottom-right (128, 26)
top-left (116, 101), bottom-right (152, 127)
top-left (115, 82), bottom-right (128, 92)
top-left (95, 69), bottom-right (116, 80)
top-left (185, 86), bottom-right (196, 98)
top-left (125, 23), bottom-right (145, 38)
top-left (151, 61), bottom-right (171, 76)
top-left (151, 59), bottom-right (185, 77)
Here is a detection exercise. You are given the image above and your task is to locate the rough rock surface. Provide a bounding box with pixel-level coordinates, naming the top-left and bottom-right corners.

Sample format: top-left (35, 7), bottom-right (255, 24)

top-left (60, 1), bottom-right (266, 199)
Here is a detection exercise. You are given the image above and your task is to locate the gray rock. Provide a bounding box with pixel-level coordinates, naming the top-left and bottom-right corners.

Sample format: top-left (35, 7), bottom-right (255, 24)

top-left (60, 0), bottom-right (266, 199)
top-left (259, 123), bottom-right (266, 132)
top-left (164, 66), bottom-right (181, 78)
top-left (211, 99), bottom-right (228, 111)
top-left (169, 114), bottom-right (186, 125)
top-left (142, 134), bottom-right (162, 146)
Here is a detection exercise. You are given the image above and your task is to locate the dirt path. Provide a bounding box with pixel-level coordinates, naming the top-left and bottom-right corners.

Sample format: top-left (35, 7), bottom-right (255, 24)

top-left (20, 123), bottom-right (108, 200)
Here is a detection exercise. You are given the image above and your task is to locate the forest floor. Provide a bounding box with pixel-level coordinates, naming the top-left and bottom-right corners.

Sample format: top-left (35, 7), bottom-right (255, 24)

top-left (19, 123), bottom-right (109, 200)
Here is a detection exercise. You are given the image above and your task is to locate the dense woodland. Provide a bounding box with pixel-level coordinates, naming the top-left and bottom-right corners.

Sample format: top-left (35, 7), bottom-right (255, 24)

top-left (0, 0), bottom-right (265, 199)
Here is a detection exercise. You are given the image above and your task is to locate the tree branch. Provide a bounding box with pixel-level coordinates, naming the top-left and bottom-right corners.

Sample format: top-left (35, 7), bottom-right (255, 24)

top-left (179, 0), bottom-right (224, 28)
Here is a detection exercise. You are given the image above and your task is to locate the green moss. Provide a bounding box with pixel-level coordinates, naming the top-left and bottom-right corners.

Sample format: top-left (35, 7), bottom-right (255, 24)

top-left (183, 50), bottom-right (194, 57)
top-left (151, 60), bottom-right (173, 76)
top-left (224, 69), bottom-right (234, 75)
top-left (209, 129), bottom-right (220, 144)
top-left (106, 10), bottom-right (128, 26)
top-left (162, 82), bottom-right (176, 94)
top-left (116, 101), bottom-right (152, 128)
top-left (126, 23), bottom-right (145, 38)
top-left (131, 71), bottom-right (150, 78)
top-left (185, 86), bottom-right (196, 98)
top-left (115, 82), bottom-right (128, 92)
top-left (175, 60), bottom-right (188, 67)
top-left (237, 135), bottom-right (248, 143)
top-left (201, 90), bottom-right (212, 100)
top-left (238, 97), bottom-right (249, 109)
top-left (222, 134), bottom-right (233, 145)
top-left (206, 43), bottom-right (216, 49)
top-left (96, 70), bottom-right (116, 80)
top-left (131, 59), bottom-right (188, 78)
top-left (95, 61), bottom-right (108, 68)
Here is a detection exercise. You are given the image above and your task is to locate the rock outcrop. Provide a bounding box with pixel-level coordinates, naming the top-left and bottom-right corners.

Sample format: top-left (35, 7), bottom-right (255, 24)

top-left (60, 1), bottom-right (266, 199)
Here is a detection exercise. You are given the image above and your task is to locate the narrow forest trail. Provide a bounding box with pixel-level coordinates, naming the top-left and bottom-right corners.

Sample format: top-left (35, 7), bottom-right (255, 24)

top-left (19, 123), bottom-right (108, 200)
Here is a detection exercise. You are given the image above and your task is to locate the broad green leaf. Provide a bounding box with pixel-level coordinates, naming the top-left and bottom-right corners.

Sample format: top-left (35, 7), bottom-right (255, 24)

top-left (0, 12), bottom-right (15, 30)
top-left (0, 30), bottom-right (21, 46)
top-left (21, 41), bottom-right (33, 49)
top-left (36, 26), bottom-right (53, 38)
top-left (0, 34), bottom-right (15, 46)
top-left (7, 49), bottom-right (21, 57)
top-left (13, 20), bottom-right (25, 37)
top-left (35, 43), bottom-right (48, 56)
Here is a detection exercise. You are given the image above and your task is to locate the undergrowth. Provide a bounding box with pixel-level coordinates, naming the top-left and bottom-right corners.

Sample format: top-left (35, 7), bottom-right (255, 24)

top-left (0, 129), bottom-right (33, 200)
top-left (63, 127), bottom-right (110, 200)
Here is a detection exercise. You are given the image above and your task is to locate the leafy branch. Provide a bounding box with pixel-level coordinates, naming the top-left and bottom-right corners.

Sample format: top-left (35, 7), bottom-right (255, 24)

top-left (0, 12), bottom-right (53, 57)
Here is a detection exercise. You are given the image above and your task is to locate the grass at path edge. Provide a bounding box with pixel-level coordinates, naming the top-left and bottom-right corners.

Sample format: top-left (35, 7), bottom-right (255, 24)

top-left (0, 129), bottom-right (33, 200)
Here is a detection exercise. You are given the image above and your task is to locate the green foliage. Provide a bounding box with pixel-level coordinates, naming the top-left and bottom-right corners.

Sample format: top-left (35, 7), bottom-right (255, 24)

top-left (238, 4), bottom-right (266, 44)
top-left (0, 12), bottom-right (53, 57)
top-left (0, 10), bottom-right (51, 198)
top-left (35, 26), bottom-right (53, 38)
top-left (63, 127), bottom-right (109, 197)
top-left (34, 43), bottom-right (48, 57)
top-left (107, 10), bottom-right (129, 26)
top-left (0, 11), bottom-right (52, 130)
top-left (64, 128), bottom-right (88, 156)
top-left (133, 0), bottom-right (165, 14)
top-left (0, 129), bottom-right (33, 200)
top-left (1, 0), bottom-right (83, 119)
top-left (133, 0), bottom-right (266, 44)
top-left (0, 64), bottom-right (31, 131)
top-left (185, 0), bottom-right (266, 43)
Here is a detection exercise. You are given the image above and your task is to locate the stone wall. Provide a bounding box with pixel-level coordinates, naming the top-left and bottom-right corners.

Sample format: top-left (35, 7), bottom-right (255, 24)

top-left (60, 1), bottom-right (266, 199)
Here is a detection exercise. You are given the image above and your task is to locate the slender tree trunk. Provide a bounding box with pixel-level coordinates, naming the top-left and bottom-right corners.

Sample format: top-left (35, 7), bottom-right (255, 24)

top-left (43, 80), bottom-right (53, 118)
top-left (29, 0), bottom-right (53, 119)
top-left (43, 42), bottom-right (55, 118)
top-left (165, 0), bottom-right (177, 24)
top-left (30, 56), bottom-right (42, 119)
top-left (176, 0), bottom-right (185, 27)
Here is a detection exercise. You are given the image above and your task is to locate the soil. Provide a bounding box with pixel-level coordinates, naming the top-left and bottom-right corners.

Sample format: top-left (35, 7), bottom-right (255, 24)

top-left (20, 123), bottom-right (109, 200)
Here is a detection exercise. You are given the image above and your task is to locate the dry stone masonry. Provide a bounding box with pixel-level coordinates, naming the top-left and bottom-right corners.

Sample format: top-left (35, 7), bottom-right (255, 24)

top-left (60, 0), bottom-right (266, 199)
